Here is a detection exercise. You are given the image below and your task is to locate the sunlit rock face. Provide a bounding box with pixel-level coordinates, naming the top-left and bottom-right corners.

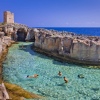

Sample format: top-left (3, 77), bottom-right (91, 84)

top-left (0, 35), bottom-right (12, 59)
top-left (34, 29), bottom-right (100, 64)
top-left (0, 23), bottom-right (36, 42)
top-left (59, 37), bottom-right (73, 55)
top-left (2, 26), bottom-right (14, 37)
top-left (70, 40), bottom-right (100, 61)
top-left (0, 32), bottom-right (4, 57)
top-left (64, 38), bottom-right (100, 62)
top-left (0, 39), bottom-right (3, 59)
top-left (4, 36), bottom-right (12, 46)
top-left (41, 37), bottom-right (61, 52)
top-left (0, 23), bottom-right (30, 41)
top-left (34, 29), bottom-right (61, 52)
top-left (0, 32), bottom-right (5, 38)
top-left (25, 29), bottom-right (35, 42)
top-left (1, 22), bottom-right (100, 64)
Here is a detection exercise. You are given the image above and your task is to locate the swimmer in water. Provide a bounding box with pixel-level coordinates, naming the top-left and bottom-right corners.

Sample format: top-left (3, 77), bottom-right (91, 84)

top-left (27, 74), bottom-right (39, 78)
top-left (58, 71), bottom-right (62, 76)
top-left (63, 76), bottom-right (68, 83)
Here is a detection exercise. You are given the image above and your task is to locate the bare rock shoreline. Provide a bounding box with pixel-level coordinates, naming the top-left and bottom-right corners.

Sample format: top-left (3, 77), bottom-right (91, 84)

top-left (0, 44), bottom-right (42, 99)
top-left (0, 28), bottom-right (42, 99)
top-left (33, 27), bottom-right (100, 66)
top-left (1, 23), bottom-right (100, 66)
top-left (0, 22), bottom-right (100, 99)
top-left (32, 45), bottom-right (100, 68)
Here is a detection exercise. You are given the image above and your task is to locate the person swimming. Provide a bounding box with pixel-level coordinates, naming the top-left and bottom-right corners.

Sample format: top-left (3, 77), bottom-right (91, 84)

top-left (63, 76), bottom-right (68, 83)
top-left (58, 71), bottom-right (62, 76)
top-left (27, 74), bottom-right (39, 78)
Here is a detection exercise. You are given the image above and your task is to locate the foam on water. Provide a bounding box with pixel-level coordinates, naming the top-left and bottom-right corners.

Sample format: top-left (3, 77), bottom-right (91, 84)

top-left (2, 42), bottom-right (100, 100)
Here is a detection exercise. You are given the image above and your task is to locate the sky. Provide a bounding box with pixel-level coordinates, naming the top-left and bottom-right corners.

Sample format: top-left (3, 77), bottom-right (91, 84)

top-left (0, 0), bottom-right (100, 27)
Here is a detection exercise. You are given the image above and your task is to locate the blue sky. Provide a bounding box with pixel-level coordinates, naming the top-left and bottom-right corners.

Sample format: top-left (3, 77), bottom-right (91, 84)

top-left (0, 0), bottom-right (100, 27)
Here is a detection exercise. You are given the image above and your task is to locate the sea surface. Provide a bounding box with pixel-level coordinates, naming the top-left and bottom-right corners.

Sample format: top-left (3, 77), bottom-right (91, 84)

top-left (38, 27), bottom-right (100, 36)
top-left (2, 41), bottom-right (100, 100)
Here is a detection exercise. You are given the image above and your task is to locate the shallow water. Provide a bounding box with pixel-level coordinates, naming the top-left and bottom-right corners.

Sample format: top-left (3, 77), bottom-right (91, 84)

top-left (2, 42), bottom-right (100, 100)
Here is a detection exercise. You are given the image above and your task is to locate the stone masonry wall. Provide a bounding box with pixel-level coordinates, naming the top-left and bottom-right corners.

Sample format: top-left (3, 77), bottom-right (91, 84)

top-left (4, 11), bottom-right (14, 23)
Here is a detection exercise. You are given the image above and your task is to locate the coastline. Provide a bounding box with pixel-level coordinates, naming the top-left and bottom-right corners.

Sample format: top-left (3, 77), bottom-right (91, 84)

top-left (32, 45), bottom-right (100, 68)
top-left (0, 24), bottom-right (99, 99)
top-left (0, 42), bottom-right (42, 100)
top-left (1, 23), bottom-right (100, 66)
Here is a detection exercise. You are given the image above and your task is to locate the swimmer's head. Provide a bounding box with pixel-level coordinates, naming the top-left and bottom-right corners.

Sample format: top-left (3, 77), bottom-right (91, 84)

top-left (27, 75), bottom-right (29, 78)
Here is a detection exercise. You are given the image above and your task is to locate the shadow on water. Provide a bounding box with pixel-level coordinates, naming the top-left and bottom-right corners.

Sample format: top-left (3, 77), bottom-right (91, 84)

top-left (18, 43), bottom-right (100, 69)
top-left (37, 89), bottom-right (50, 97)
top-left (53, 76), bottom-right (62, 78)
top-left (53, 59), bottom-right (69, 66)
top-left (19, 43), bottom-right (50, 60)
top-left (52, 59), bottom-right (85, 68)
top-left (19, 43), bottom-right (35, 55)
top-left (57, 82), bottom-right (68, 90)
top-left (53, 59), bottom-right (100, 69)
top-left (57, 82), bottom-right (65, 86)
top-left (91, 88), bottom-right (99, 91)
top-left (91, 98), bottom-right (99, 100)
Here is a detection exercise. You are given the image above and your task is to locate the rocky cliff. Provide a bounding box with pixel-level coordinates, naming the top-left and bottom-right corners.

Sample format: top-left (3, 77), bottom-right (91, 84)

top-left (0, 23), bottom-right (100, 65)
top-left (0, 31), bottom-right (13, 59)
top-left (33, 28), bottom-right (100, 65)
top-left (0, 23), bottom-right (42, 100)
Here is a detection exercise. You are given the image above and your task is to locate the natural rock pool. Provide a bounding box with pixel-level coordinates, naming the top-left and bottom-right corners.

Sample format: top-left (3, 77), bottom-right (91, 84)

top-left (2, 42), bottom-right (100, 100)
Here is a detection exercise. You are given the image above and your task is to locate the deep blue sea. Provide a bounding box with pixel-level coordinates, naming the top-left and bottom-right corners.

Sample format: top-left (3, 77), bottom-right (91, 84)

top-left (39, 27), bottom-right (100, 36)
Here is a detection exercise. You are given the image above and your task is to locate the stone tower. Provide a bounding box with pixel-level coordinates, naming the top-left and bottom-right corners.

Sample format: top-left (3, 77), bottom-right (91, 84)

top-left (3, 11), bottom-right (14, 23)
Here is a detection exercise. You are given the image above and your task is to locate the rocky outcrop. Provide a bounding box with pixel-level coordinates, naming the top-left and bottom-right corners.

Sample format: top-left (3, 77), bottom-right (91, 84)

top-left (0, 24), bottom-right (42, 99)
top-left (0, 30), bottom-right (14, 83)
top-left (33, 28), bottom-right (100, 65)
top-left (0, 23), bottom-right (30, 41)
top-left (25, 29), bottom-right (35, 41)
top-left (0, 32), bottom-right (13, 59)
top-left (70, 39), bottom-right (100, 62)
top-left (0, 23), bottom-right (34, 41)
top-left (1, 23), bottom-right (100, 65)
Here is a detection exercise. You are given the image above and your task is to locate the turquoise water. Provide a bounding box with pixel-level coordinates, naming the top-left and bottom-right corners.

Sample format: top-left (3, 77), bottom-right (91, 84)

top-left (2, 42), bottom-right (100, 100)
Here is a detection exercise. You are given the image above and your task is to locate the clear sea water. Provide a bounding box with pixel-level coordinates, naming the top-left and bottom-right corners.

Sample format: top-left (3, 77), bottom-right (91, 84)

top-left (42, 27), bottom-right (100, 36)
top-left (2, 28), bottom-right (100, 100)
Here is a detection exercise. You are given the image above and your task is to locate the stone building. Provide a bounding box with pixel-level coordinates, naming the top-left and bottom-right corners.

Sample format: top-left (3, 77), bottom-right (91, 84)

top-left (3, 11), bottom-right (14, 23)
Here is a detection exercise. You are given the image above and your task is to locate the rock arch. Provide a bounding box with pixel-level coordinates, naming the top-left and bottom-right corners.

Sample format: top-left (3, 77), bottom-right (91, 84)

top-left (17, 28), bottom-right (27, 41)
